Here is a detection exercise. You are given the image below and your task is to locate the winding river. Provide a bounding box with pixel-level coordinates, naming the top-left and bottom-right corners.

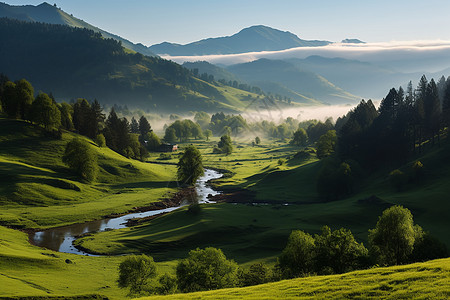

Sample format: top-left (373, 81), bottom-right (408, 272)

top-left (30, 169), bottom-right (222, 255)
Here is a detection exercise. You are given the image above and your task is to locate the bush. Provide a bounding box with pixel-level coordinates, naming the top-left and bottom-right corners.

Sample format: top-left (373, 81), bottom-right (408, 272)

top-left (238, 262), bottom-right (272, 286)
top-left (156, 273), bottom-right (178, 295)
top-left (118, 255), bottom-right (157, 295)
top-left (158, 153), bottom-right (172, 160)
top-left (278, 230), bottom-right (316, 278)
top-left (176, 247), bottom-right (239, 292)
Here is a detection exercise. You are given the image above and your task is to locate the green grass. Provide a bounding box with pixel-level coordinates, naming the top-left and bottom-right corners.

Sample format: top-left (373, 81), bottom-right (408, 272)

top-left (0, 118), bottom-right (178, 229)
top-left (137, 258), bottom-right (450, 299)
top-left (0, 225), bottom-right (176, 299)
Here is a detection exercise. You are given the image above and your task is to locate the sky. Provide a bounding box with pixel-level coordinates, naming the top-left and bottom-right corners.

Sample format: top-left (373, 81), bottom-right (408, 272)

top-left (4, 0), bottom-right (450, 46)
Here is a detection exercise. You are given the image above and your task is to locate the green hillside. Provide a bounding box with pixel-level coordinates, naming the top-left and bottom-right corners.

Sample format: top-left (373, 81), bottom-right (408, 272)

top-left (138, 257), bottom-right (450, 299)
top-left (0, 117), bottom-right (178, 229)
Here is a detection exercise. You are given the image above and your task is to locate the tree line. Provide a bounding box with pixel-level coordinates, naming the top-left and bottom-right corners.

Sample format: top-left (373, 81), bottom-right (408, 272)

top-left (116, 205), bottom-right (447, 296)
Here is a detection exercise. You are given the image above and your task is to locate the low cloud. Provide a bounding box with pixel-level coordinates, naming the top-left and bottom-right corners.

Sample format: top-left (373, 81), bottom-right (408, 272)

top-left (161, 40), bottom-right (450, 72)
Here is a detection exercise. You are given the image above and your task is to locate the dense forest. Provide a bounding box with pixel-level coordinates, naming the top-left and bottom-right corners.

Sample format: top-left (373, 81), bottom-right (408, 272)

top-left (0, 18), bottom-right (245, 112)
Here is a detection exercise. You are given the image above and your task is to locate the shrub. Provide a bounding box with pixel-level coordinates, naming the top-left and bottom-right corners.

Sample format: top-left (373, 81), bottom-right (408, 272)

top-left (118, 255), bottom-right (157, 295)
top-left (96, 133), bottom-right (106, 147)
top-left (62, 138), bottom-right (98, 182)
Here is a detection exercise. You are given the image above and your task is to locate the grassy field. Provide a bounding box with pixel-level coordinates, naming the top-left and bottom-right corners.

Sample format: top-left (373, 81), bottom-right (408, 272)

top-left (138, 257), bottom-right (450, 299)
top-left (0, 225), bottom-right (177, 299)
top-left (0, 117), bottom-right (178, 229)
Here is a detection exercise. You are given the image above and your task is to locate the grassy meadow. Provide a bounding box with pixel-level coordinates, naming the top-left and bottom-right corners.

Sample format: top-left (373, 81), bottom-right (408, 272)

top-left (1, 116), bottom-right (450, 299)
top-left (138, 257), bottom-right (450, 300)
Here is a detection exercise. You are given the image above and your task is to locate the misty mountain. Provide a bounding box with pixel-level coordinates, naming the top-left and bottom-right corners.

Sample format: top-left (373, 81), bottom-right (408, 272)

top-left (227, 59), bottom-right (360, 104)
top-left (182, 60), bottom-right (320, 105)
top-left (0, 18), bottom-right (287, 113)
top-left (285, 56), bottom-right (424, 99)
top-left (149, 25), bottom-right (331, 56)
top-left (0, 2), bottom-right (156, 57)
top-left (183, 61), bottom-right (240, 83)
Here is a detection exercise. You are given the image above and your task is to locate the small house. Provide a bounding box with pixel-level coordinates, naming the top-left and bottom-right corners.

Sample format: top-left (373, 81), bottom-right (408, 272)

top-left (158, 143), bottom-right (178, 152)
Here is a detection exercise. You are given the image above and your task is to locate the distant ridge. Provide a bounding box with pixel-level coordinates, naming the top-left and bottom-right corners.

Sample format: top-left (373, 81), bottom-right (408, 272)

top-left (150, 25), bottom-right (331, 56)
top-left (0, 2), bottom-right (156, 56)
top-left (341, 38), bottom-right (365, 44)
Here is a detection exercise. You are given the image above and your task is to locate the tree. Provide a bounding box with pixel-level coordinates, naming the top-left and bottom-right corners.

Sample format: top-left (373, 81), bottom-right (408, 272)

top-left (314, 226), bottom-right (368, 274)
top-left (177, 145), bottom-right (204, 186)
top-left (218, 134), bottom-right (233, 155)
top-left (238, 262), bottom-right (272, 286)
top-left (118, 255), bottom-right (157, 295)
top-left (144, 131), bottom-right (161, 151)
top-left (95, 133), bottom-right (106, 147)
top-left (194, 111), bottom-right (210, 129)
top-left (58, 102), bottom-right (74, 130)
top-left (278, 230), bottom-right (315, 278)
top-left (176, 247), bottom-right (239, 292)
top-left (139, 115), bottom-right (151, 136)
top-left (62, 138), bottom-right (98, 182)
top-left (368, 205), bottom-right (423, 265)
top-left (204, 129), bottom-right (212, 141)
top-left (164, 127), bottom-right (177, 143)
top-left (130, 117), bottom-right (139, 133)
top-left (316, 130), bottom-right (337, 159)
top-left (30, 93), bottom-right (61, 130)
top-left (291, 128), bottom-right (308, 146)
top-left (255, 136), bottom-right (261, 145)
top-left (15, 79), bottom-right (34, 120)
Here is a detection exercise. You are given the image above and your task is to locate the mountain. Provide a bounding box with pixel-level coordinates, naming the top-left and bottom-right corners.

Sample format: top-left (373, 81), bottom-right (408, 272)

top-left (0, 18), bottom-right (289, 113)
top-left (227, 59), bottom-right (360, 104)
top-left (0, 2), bottom-right (156, 57)
top-left (285, 56), bottom-right (420, 99)
top-left (341, 38), bottom-right (365, 44)
top-left (183, 61), bottom-right (240, 83)
top-left (149, 25), bottom-right (331, 56)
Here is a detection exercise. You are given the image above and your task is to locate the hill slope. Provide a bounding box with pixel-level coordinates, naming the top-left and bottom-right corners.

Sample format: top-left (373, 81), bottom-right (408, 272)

top-left (150, 25), bottom-right (331, 56)
top-left (0, 2), bottom-right (156, 56)
top-left (0, 18), bottom-right (287, 113)
top-left (139, 258), bottom-right (450, 299)
top-left (227, 58), bottom-right (360, 104)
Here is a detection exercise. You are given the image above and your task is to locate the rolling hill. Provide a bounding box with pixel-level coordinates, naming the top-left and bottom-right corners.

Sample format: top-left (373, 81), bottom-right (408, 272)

top-left (227, 58), bottom-right (361, 104)
top-left (149, 25), bottom-right (331, 56)
top-left (0, 18), bottom-right (291, 113)
top-left (0, 2), bottom-right (156, 56)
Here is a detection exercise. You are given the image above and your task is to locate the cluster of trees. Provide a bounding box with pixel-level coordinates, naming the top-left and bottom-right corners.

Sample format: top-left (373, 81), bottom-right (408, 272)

top-left (117, 206), bottom-right (447, 296)
top-left (118, 247), bottom-right (274, 296)
top-left (164, 119), bottom-right (203, 142)
top-left (278, 206), bottom-right (447, 279)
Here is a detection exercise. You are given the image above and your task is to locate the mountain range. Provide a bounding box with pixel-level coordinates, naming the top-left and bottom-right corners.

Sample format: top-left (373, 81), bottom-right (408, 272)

top-left (149, 25), bottom-right (331, 56)
top-left (0, 2), bottom-right (156, 56)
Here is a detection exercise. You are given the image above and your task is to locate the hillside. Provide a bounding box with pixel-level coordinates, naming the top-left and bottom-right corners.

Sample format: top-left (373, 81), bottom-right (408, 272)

top-left (0, 2), bottom-right (156, 56)
top-left (139, 258), bottom-right (450, 299)
top-left (0, 117), bottom-right (179, 229)
top-left (227, 58), bottom-right (361, 104)
top-left (149, 25), bottom-right (331, 56)
top-left (0, 18), bottom-right (287, 113)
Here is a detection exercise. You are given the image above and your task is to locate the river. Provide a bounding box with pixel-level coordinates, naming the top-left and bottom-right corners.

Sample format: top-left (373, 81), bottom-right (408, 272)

top-left (29, 169), bottom-right (222, 255)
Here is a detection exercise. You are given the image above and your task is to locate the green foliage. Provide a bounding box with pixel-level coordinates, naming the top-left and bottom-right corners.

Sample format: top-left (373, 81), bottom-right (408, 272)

top-left (317, 158), bottom-right (360, 200)
top-left (30, 92), bottom-right (61, 130)
top-left (158, 153), bottom-right (172, 160)
top-left (2, 79), bottom-right (35, 119)
top-left (194, 111), bottom-right (210, 129)
top-left (314, 226), bottom-right (368, 274)
top-left (118, 254), bottom-right (157, 295)
top-left (316, 130), bottom-right (337, 159)
top-left (218, 134), bottom-right (233, 155)
top-left (369, 205), bottom-right (423, 265)
top-left (177, 145), bottom-right (204, 186)
top-left (291, 128), bottom-right (308, 146)
top-left (238, 262), bottom-right (272, 287)
top-left (156, 273), bottom-right (178, 295)
top-left (176, 247), bottom-right (239, 292)
top-left (139, 115), bottom-right (151, 136)
top-left (255, 136), bottom-right (261, 145)
top-left (278, 230), bottom-right (316, 278)
top-left (58, 102), bottom-right (74, 130)
top-left (410, 233), bottom-right (449, 262)
top-left (95, 133), bottom-right (106, 147)
top-left (164, 127), bottom-right (177, 143)
top-left (144, 131), bottom-right (162, 151)
top-left (204, 129), bottom-right (212, 141)
top-left (62, 138), bottom-right (98, 182)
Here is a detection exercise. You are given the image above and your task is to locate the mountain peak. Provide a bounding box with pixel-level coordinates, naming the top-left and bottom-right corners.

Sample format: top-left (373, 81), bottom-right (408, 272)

top-left (150, 25), bottom-right (331, 56)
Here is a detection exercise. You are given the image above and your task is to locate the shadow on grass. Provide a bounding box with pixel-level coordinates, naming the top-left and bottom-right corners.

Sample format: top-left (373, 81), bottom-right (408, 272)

top-left (109, 180), bottom-right (179, 189)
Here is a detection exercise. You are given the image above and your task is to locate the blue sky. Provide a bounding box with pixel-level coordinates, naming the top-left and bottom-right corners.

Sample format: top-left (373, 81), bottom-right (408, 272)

top-left (4, 0), bottom-right (450, 46)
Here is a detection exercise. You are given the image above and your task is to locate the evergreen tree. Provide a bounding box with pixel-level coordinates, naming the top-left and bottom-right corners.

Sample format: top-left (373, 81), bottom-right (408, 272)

top-left (130, 117), bottom-right (139, 134)
top-left (138, 115), bottom-right (151, 136)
